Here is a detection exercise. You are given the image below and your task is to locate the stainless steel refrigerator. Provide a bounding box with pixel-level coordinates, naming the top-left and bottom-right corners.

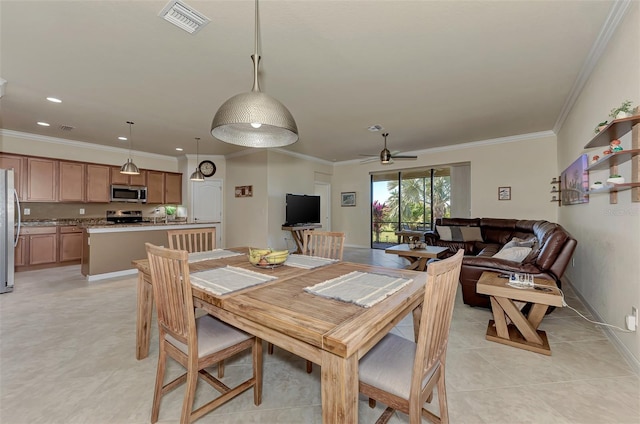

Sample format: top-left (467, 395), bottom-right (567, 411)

top-left (1, 168), bottom-right (20, 293)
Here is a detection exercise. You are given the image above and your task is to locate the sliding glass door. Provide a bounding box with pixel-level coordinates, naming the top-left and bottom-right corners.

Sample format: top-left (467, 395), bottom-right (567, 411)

top-left (370, 167), bottom-right (452, 249)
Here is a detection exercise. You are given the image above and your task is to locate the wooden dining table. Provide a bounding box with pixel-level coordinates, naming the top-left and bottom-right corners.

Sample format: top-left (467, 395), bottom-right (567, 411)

top-left (133, 246), bottom-right (427, 424)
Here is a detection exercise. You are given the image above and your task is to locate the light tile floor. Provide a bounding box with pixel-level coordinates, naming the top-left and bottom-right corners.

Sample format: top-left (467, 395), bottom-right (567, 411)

top-left (1, 247), bottom-right (638, 423)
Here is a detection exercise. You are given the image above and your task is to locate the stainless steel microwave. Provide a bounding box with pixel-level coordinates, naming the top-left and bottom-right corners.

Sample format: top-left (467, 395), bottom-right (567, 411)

top-left (110, 185), bottom-right (147, 203)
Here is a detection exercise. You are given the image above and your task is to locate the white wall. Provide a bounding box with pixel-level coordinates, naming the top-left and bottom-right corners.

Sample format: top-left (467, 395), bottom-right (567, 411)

top-left (556, 3), bottom-right (639, 367)
top-left (332, 133), bottom-right (559, 247)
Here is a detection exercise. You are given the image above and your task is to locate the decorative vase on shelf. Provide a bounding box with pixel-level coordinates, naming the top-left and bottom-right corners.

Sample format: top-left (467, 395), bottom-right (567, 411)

top-left (590, 182), bottom-right (604, 190)
top-left (606, 176), bottom-right (625, 185)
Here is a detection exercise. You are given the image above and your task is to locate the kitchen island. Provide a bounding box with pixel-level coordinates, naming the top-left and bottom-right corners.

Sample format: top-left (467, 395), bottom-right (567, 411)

top-left (81, 222), bottom-right (220, 281)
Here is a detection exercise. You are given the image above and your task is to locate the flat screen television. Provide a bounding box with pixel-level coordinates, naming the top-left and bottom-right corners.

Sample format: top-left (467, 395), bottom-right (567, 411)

top-left (285, 193), bottom-right (321, 226)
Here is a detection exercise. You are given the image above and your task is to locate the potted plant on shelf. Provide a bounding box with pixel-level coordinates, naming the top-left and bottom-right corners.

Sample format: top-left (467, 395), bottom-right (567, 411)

top-left (609, 100), bottom-right (634, 120)
top-left (606, 174), bottom-right (625, 185)
top-left (594, 120), bottom-right (608, 133)
top-left (590, 181), bottom-right (604, 190)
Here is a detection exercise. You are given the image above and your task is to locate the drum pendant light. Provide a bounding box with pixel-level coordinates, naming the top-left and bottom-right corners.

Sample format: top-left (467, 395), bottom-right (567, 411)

top-left (120, 121), bottom-right (140, 175)
top-left (189, 137), bottom-right (205, 181)
top-left (211, 0), bottom-right (298, 148)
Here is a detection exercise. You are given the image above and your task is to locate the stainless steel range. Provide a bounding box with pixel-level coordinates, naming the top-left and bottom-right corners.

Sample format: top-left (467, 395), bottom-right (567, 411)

top-left (106, 210), bottom-right (143, 224)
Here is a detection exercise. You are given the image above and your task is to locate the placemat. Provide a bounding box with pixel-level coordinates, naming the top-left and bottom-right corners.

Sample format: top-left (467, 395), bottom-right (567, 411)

top-left (190, 266), bottom-right (276, 295)
top-left (304, 271), bottom-right (413, 308)
top-left (284, 254), bottom-right (338, 269)
top-left (188, 249), bottom-right (243, 263)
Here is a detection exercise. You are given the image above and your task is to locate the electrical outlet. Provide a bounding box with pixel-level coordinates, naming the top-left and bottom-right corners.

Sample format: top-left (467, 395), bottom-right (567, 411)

top-left (23, 208), bottom-right (30, 215)
top-left (79, 208), bottom-right (85, 215)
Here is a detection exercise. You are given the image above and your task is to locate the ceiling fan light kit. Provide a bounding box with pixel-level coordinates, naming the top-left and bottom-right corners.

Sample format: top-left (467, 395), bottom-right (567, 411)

top-left (211, 0), bottom-right (298, 148)
top-left (361, 132), bottom-right (417, 165)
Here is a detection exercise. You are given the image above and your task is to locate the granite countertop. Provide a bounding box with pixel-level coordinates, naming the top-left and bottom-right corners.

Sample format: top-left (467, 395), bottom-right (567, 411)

top-left (20, 218), bottom-right (203, 228)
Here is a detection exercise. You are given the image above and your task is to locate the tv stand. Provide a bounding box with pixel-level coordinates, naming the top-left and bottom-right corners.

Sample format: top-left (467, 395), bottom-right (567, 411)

top-left (282, 224), bottom-right (321, 253)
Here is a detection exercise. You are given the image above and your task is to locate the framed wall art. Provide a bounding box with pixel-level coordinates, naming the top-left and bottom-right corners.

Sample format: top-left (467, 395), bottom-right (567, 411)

top-left (235, 185), bottom-right (253, 198)
top-left (560, 154), bottom-right (589, 205)
top-left (341, 192), bottom-right (356, 207)
top-left (498, 186), bottom-right (511, 201)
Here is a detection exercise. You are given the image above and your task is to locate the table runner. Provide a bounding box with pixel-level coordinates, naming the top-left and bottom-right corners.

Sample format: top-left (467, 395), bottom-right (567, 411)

top-left (190, 266), bottom-right (276, 295)
top-left (188, 249), bottom-right (243, 263)
top-left (304, 271), bottom-right (413, 308)
top-left (284, 254), bottom-right (338, 269)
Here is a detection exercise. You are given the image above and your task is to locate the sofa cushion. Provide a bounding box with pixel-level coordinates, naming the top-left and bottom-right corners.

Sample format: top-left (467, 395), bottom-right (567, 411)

top-left (436, 225), bottom-right (483, 242)
top-left (493, 245), bottom-right (532, 262)
top-left (536, 230), bottom-right (569, 270)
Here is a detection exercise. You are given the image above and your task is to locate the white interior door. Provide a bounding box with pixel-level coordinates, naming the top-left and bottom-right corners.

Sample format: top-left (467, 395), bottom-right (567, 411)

top-left (192, 179), bottom-right (223, 247)
top-left (314, 182), bottom-right (331, 231)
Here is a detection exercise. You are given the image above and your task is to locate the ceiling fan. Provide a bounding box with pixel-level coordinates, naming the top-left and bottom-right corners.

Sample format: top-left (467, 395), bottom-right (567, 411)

top-left (360, 133), bottom-right (417, 164)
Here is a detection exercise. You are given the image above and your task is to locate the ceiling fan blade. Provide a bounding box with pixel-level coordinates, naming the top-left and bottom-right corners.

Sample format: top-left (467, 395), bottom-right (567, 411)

top-left (359, 154), bottom-right (378, 157)
top-left (391, 154), bottom-right (418, 159)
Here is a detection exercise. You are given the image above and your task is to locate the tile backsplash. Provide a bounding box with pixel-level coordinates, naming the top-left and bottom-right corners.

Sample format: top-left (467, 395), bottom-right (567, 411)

top-left (20, 203), bottom-right (172, 220)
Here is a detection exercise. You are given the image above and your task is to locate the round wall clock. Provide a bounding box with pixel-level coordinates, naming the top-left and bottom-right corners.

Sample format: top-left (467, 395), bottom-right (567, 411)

top-left (198, 160), bottom-right (216, 177)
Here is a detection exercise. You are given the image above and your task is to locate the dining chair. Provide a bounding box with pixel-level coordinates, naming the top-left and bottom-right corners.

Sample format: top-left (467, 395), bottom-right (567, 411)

top-left (359, 249), bottom-right (464, 424)
top-left (301, 230), bottom-right (345, 261)
top-left (145, 243), bottom-right (262, 424)
top-left (267, 230), bottom-right (346, 373)
top-left (167, 227), bottom-right (216, 252)
top-left (167, 227), bottom-right (226, 376)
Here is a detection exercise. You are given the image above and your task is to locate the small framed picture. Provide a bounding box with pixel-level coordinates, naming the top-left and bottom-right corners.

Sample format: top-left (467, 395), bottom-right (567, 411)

top-left (341, 192), bottom-right (356, 207)
top-left (498, 186), bottom-right (511, 201)
top-left (235, 185), bottom-right (253, 197)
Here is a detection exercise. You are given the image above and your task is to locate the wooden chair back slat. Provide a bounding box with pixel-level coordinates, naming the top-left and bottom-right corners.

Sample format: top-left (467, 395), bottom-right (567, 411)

top-left (167, 227), bottom-right (216, 253)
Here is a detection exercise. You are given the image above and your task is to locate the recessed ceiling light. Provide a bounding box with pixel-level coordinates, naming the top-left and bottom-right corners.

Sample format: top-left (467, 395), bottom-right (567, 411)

top-left (175, 147), bottom-right (184, 151)
top-left (118, 136), bottom-right (127, 141)
top-left (37, 122), bottom-right (50, 126)
top-left (46, 97), bottom-right (62, 103)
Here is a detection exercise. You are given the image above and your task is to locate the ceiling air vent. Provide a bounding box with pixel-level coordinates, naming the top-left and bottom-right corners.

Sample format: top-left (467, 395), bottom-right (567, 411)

top-left (159, 0), bottom-right (210, 34)
top-left (59, 125), bottom-right (75, 131)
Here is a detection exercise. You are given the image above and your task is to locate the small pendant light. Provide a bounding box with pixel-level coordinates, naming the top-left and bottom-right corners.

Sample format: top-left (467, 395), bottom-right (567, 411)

top-left (120, 121), bottom-right (140, 175)
top-left (189, 137), bottom-right (205, 181)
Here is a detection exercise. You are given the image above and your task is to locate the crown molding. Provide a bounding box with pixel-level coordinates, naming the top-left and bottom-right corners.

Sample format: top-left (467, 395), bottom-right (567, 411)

top-left (0, 129), bottom-right (177, 161)
top-left (553, 0), bottom-right (633, 134)
top-left (335, 130), bottom-right (556, 166)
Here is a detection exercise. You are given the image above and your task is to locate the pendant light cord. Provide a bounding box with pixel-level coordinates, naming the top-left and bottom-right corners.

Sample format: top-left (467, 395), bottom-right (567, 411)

top-left (127, 121), bottom-right (134, 158)
top-left (251, 0), bottom-right (260, 92)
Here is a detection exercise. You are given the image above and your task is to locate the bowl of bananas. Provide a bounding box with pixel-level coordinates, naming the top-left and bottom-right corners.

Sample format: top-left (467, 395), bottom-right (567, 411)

top-left (248, 248), bottom-right (289, 268)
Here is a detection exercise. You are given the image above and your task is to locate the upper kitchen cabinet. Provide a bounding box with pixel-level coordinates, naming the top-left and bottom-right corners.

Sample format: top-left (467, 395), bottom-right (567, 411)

top-left (27, 157), bottom-right (58, 202)
top-left (59, 161), bottom-right (85, 202)
top-left (86, 164), bottom-right (111, 203)
top-left (0, 153), bottom-right (25, 200)
top-left (164, 172), bottom-right (182, 204)
top-left (110, 166), bottom-right (147, 186)
top-left (146, 171), bottom-right (164, 204)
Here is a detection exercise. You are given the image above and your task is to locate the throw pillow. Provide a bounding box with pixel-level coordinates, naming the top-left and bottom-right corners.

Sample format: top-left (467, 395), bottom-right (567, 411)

top-left (493, 246), bottom-right (532, 263)
top-left (436, 225), bottom-right (483, 242)
top-left (502, 236), bottom-right (536, 250)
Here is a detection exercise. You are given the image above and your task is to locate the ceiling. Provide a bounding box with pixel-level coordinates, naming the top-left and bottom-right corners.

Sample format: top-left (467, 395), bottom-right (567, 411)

top-left (0, 1), bottom-right (619, 163)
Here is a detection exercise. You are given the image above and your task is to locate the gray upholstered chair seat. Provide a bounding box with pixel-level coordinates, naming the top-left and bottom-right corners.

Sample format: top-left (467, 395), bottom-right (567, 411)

top-left (359, 333), bottom-right (437, 399)
top-left (166, 315), bottom-right (252, 357)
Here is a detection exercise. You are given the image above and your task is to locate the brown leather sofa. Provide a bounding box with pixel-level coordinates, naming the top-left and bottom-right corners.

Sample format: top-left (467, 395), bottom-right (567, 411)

top-left (424, 218), bottom-right (577, 309)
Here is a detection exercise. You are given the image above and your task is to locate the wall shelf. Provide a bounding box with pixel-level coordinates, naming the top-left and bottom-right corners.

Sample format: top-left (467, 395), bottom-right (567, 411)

top-left (550, 177), bottom-right (561, 205)
top-left (584, 115), bottom-right (639, 204)
top-left (585, 115), bottom-right (640, 149)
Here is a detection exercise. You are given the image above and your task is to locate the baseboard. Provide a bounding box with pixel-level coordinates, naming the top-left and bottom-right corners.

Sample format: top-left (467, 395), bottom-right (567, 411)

top-left (564, 276), bottom-right (640, 375)
top-left (86, 268), bottom-right (138, 282)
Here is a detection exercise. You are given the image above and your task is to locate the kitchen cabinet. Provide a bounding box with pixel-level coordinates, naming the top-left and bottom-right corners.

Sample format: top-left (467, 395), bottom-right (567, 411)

top-left (14, 235), bottom-right (27, 267)
top-left (59, 226), bottom-right (83, 262)
top-left (86, 164), bottom-right (111, 203)
top-left (0, 153), bottom-right (25, 200)
top-left (27, 157), bottom-right (58, 202)
top-left (19, 226), bottom-right (58, 267)
top-left (164, 172), bottom-right (182, 204)
top-left (147, 171), bottom-right (165, 204)
top-left (59, 161), bottom-right (85, 202)
top-left (110, 167), bottom-right (147, 186)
